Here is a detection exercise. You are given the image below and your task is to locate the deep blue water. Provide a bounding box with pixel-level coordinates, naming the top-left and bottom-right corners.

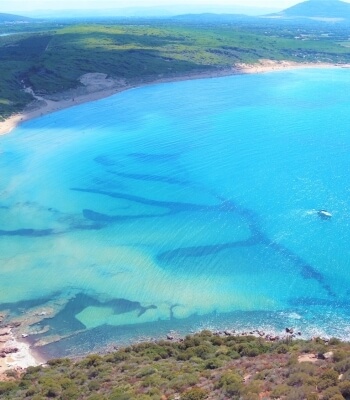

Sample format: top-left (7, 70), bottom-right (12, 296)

top-left (1, 68), bottom-right (350, 357)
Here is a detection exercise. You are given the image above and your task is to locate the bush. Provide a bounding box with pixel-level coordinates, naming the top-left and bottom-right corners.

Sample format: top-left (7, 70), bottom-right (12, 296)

top-left (336, 358), bottom-right (350, 374)
top-left (81, 354), bottom-right (102, 367)
top-left (47, 358), bottom-right (71, 366)
top-left (205, 359), bottom-right (222, 369)
top-left (271, 384), bottom-right (291, 398)
top-left (339, 380), bottom-right (350, 397)
top-left (334, 350), bottom-right (348, 362)
top-left (109, 391), bottom-right (133, 400)
top-left (318, 369), bottom-right (339, 390)
top-left (46, 384), bottom-right (61, 398)
top-left (88, 380), bottom-right (100, 391)
top-left (306, 394), bottom-right (319, 400)
top-left (0, 382), bottom-right (16, 395)
top-left (287, 372), bottom-right (316, 387)
top-left (322, 387), bottom-right (343, 400)
top-left (216, 372), bottom-right (243, 397)
top-left (61, 387), bottom-right (80, 400)
top-left (242, 394), bottom-right (259, 400)
top-left (181, 387), bottom-right (208, 400)
top-left (329, 338), bottom-right (342, 345)
top-left (170, 373), bottom-right (198, 391)
top-left (136, 367), bottom-right (157, 378)
top-left (276, 344), bottom-right (289, 354)
top-left (285, 386), bottom-right (316, 400)
top-left (228, 350), bottom-right (241, 360)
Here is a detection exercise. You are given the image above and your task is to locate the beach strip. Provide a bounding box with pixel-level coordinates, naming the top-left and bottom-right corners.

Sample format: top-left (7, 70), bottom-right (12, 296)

top-left (0, 327), bottom-right (41, 380)
top-left (0, 60), bottom-right (346, 137)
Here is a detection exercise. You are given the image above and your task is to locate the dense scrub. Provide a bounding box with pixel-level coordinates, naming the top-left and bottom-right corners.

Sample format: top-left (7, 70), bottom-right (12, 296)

top-left (2, 331), bottom-right (350, 399)
top-left (1, 21), bottom-right (350, 119)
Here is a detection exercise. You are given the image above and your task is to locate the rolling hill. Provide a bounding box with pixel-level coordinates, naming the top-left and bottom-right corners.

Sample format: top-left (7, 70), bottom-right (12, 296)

top-left (0, 13), bottom-right (32, 23)
top-left (272, 0), bottom-right (350, 20)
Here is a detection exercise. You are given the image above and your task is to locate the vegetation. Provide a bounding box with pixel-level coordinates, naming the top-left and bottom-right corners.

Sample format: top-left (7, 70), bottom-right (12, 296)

top-left (2, 331), bottom-right (350, 399)
top-left (1, 21), bottom-right (350, 120)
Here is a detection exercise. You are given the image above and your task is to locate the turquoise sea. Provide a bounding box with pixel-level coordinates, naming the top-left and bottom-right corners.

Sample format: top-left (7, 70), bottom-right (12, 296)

top-left (1, 68), bottom-right (350, 358)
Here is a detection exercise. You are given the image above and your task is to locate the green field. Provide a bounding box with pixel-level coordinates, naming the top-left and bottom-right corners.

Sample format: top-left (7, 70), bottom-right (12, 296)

top-left (1, 22), bottom-right (350, 119)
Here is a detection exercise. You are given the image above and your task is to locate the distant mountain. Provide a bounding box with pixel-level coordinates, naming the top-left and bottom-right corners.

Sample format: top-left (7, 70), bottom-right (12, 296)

top-left (0, 13), bottom-right (32, 23)
top-left (172, 13), bottom-right (255, 23)
top-left (20, 5), bottom-right (279, 19)
top-left (272, 0), bottom-right (350, 20)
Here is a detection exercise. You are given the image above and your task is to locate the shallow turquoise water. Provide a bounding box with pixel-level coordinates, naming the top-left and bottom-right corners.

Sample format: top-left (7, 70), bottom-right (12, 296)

top-left (1, 68), bottom-right (350, 356)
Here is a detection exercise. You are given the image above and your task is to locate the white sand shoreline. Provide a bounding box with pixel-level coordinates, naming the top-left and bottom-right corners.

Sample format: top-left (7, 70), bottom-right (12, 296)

top-left (0, 327), bottom-right (42, 380)
top-left (0, 60), bottom-right (348, 137)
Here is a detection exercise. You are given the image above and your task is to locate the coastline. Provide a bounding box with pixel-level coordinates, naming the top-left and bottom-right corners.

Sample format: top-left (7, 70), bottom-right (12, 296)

top-left (0, 58), bottom-right (349, 375)
top-left (0, 327), bottom-right (42, 379)
top-left (0, 60), bottom-right (346, 137)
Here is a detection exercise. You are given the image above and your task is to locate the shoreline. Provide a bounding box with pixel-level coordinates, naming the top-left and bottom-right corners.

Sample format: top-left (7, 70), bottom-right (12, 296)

top-left (0, 327), bottom-right (42, 380)
top-left (0, 58), bottom-right (349, 375)
top-left (0, 60), bottom-right (347, 136)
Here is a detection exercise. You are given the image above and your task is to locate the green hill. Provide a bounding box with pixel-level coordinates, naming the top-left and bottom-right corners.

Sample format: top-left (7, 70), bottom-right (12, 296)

top-left (276, 0), bottom-right (350, 19)
top-left (1, 22), bottom-right (350, 121)
top-left (1, 331), bottom-right (350, 400)
top-left (0, 13), bottom-right (32, 23)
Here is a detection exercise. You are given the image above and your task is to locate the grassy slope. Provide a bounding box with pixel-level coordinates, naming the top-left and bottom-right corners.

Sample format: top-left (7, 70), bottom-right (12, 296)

top-left (1, 23), bottom-right (350, 120)
top-left (1, 331), bottom-right (350, 399)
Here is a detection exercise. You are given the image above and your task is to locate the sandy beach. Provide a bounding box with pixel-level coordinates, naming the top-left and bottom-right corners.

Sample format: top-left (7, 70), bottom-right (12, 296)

top-left (0, 327), bottom-right (40, 380)
top-left (0, 60), bottom-right (347, 137)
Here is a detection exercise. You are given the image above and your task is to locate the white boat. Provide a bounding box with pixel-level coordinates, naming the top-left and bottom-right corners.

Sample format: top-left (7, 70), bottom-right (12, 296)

top-left (318, 210), bottom-right (332, 219)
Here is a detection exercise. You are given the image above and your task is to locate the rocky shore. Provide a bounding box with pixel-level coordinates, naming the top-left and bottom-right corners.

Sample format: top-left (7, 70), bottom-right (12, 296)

top-left (0, 315), bottom-right (39, 380)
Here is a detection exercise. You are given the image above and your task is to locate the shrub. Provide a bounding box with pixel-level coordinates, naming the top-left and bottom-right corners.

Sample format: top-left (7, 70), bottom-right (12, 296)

top-left (318, 369), bottom-right (339, 390)
top-left (0, 381), bottom-right (16, 395)
top-left (109, 391), bottom-right (133, 400)
top-left (82, 354), bottom-right (103, 367)
top-left (5, 369), bottom-right (19, 378)
top-left (329, 338), bottom-right (342, 345)
top-left (61, 386), bottom-right (81, 400)
top-left (136, 367), bottom-right (158, 378)
top-left (47, 358), bottom-right (71, 366)
top-left (322, 387), bottom-right (343, 400)
top-left (169, 372), bottom-right (199, 391)
top-left (335, 358), bottom-right (350, 374)
top-left (181, 387), bottom-right (208, 400)
top-left (87, 395), bottom-right (107, 400)
top-left (88, 380), bottom-right (100, 391)
top-left (46, 384), bottom-right (61, 398)
top-left (339, 380), bottom-right (350, 398)
top-left (216, 372), bottom-right (243, 397)
top-left (334, 350), bottom-right (348, 362)
top-left (306, 393), bottom-right (319, 400)
top-left (26, 386), bottom-right (36, 396)
top-left (285, 386), bottom-right (316, 400)
top-left (228, 350), bottom-right (241, 360)
top-left (291, 361), bottom-right (318, 376)
top-left (287, 372), bottom-right (316, 387)
top-left (276, 344), bottom-right (289, 354)
top-left (242, 393), bottom-right (259, 400)
top-left (271, 384), bottom-right (291, 398)
top-left (205, 359), bottom-right (222, 369)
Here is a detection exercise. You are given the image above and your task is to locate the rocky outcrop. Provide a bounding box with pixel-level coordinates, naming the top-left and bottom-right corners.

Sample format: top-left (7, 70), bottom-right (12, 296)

top-left (0, 347), bottom-right (18, 358)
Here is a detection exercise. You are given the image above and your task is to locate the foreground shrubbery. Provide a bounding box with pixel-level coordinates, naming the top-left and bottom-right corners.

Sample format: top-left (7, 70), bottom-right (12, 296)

top-left (1, 331), bottom-right (350, 399)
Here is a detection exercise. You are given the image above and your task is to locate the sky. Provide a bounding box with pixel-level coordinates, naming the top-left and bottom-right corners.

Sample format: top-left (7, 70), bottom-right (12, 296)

top-left (2, 0), bottom-right (350, 14)
top-left (0, 0), bottom-right (321, 13)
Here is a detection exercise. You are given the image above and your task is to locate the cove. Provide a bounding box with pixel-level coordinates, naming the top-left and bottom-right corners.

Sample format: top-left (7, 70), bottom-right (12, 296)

top-left (1, 68), bottom-right (350, 358)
